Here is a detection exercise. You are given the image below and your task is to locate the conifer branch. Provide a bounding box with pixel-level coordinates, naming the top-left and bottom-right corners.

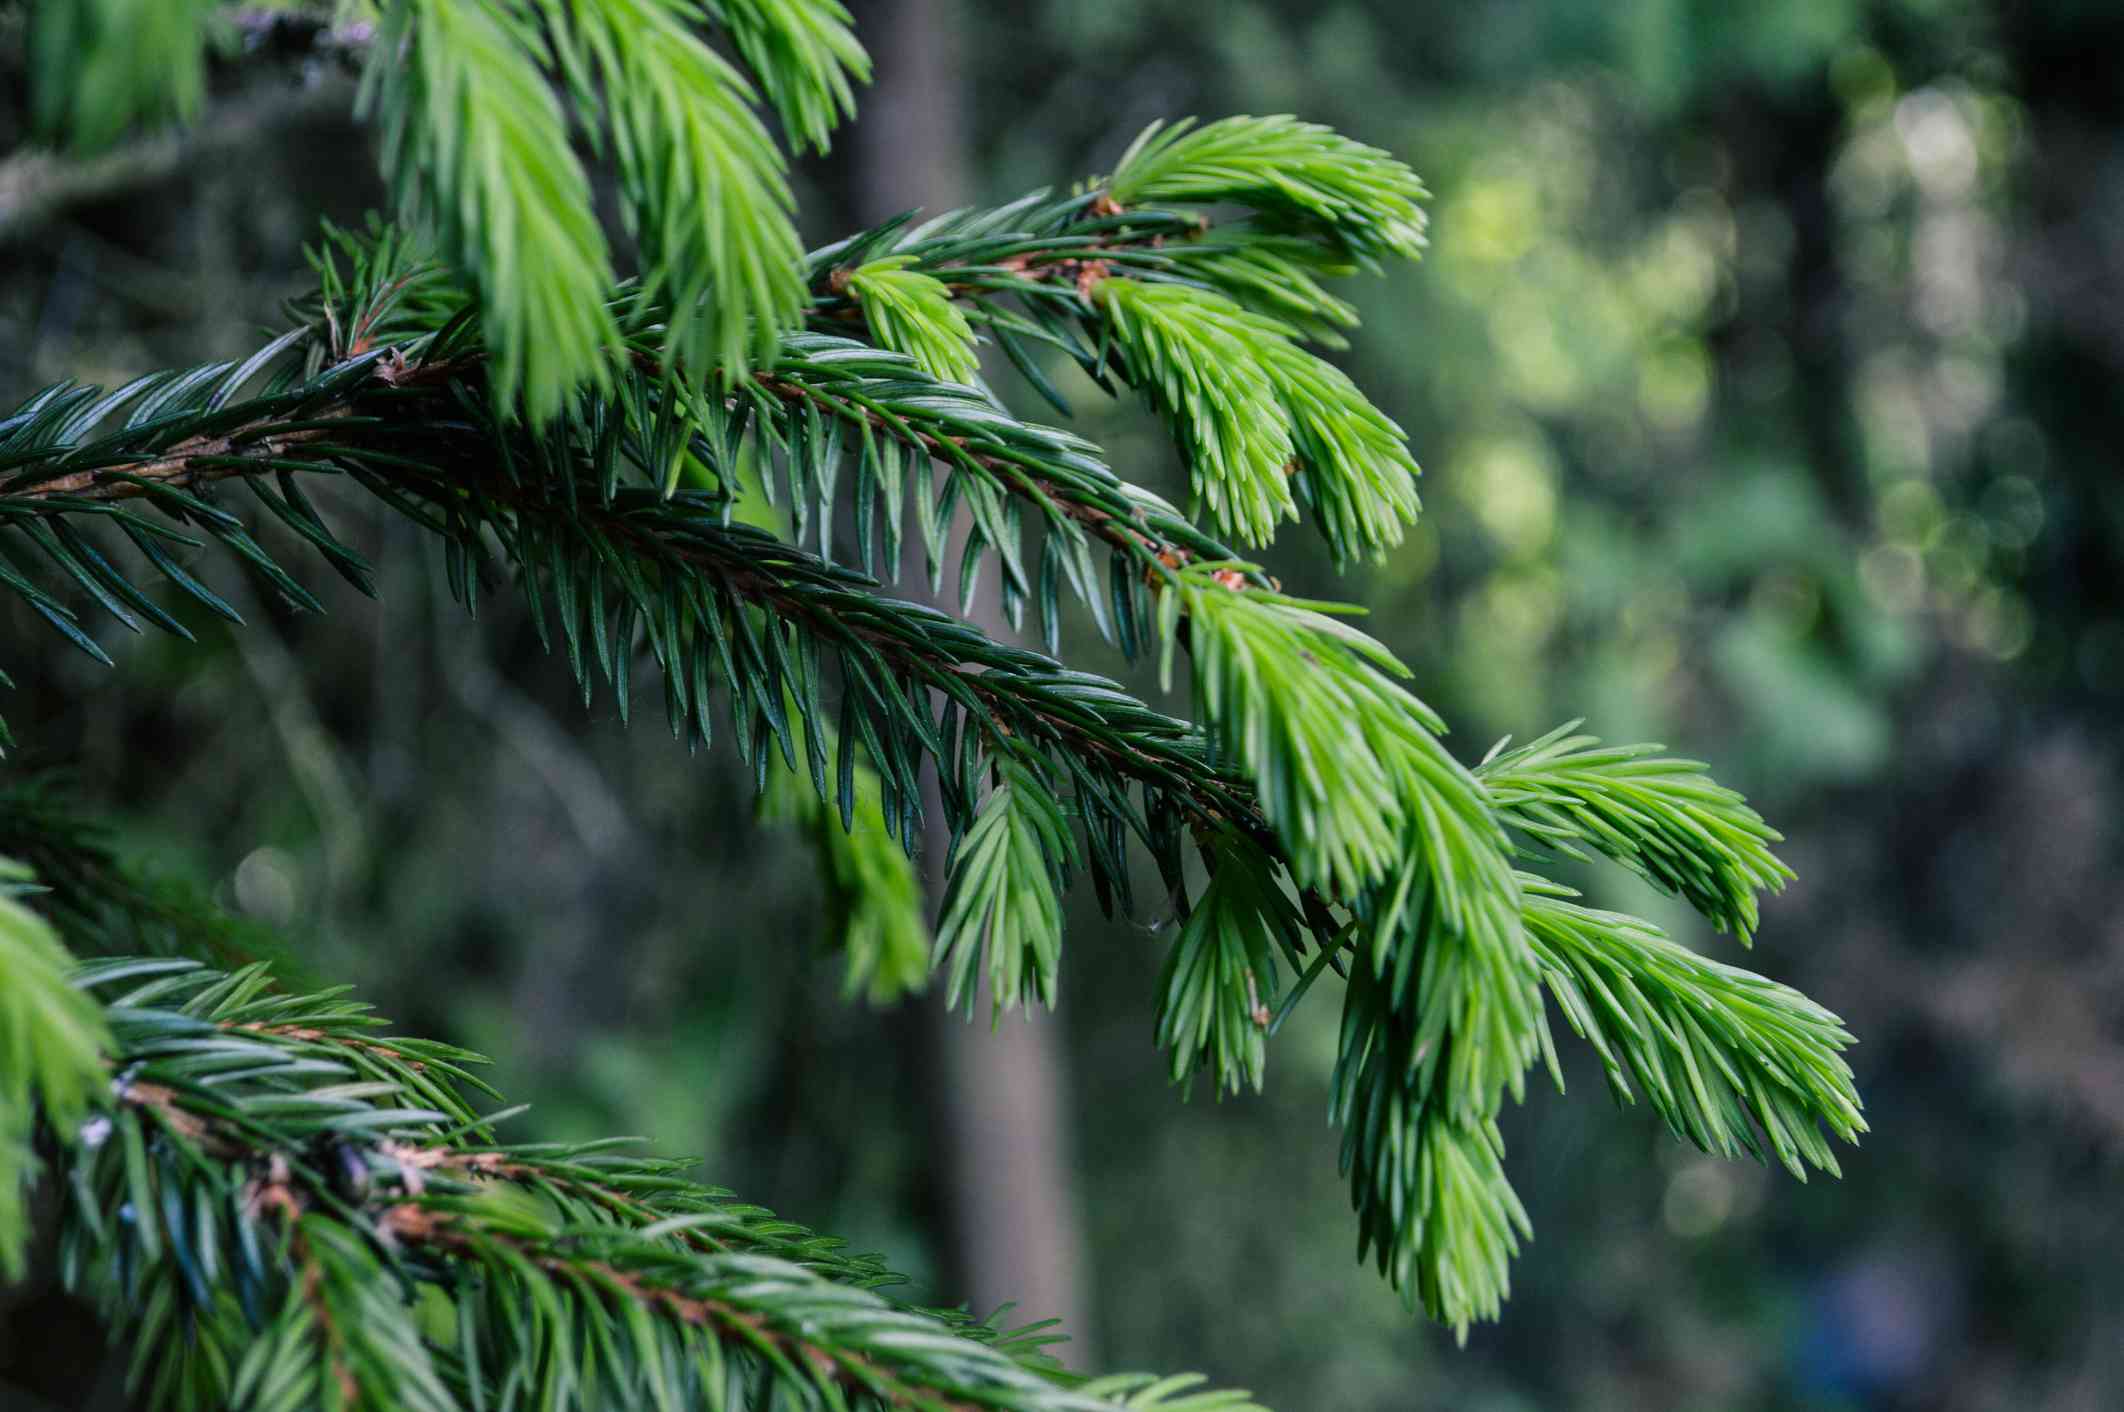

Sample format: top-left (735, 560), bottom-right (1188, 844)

top-left (0, 118), bottom-right (1861, 1348)
top-left (26, 940), bottom-right (1268, 1412)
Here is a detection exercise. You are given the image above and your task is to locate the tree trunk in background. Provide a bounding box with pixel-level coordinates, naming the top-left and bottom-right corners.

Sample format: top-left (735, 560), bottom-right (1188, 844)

top-left (849, 0), bottom-right (1094, 1364)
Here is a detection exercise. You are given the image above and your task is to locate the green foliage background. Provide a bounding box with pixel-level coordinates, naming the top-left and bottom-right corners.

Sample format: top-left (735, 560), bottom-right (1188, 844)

top-left (2, 0), bottom-right (2120, 1407)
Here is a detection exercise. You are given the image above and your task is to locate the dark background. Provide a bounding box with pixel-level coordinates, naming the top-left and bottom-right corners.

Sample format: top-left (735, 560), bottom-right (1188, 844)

top-left (3, 0), bottom-right (2123, 1406)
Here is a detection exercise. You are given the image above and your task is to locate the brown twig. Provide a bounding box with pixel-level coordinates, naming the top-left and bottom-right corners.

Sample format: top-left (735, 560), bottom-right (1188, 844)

top-left (230, 1020), bottom-right (425, 1071)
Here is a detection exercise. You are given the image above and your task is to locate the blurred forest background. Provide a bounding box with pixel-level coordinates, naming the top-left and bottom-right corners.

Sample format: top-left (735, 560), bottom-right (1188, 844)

top-left (4, 0), bottom-right (2123, 1407)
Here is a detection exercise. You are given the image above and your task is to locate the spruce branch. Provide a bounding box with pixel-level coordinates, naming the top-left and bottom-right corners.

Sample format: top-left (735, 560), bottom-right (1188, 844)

top-left (0, 323), bottom-right (1268, 871)
top-left (35, 949), bottom-right (1270, 1412)
top-left (0, 323), bottom-right (1281, 961)
top-left (0, 150), bottom-right (1858, 1343)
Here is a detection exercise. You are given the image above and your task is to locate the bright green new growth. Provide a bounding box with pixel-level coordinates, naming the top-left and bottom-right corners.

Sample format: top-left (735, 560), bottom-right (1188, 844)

top-left (1166, 567), bottom-right (1505, 912)
top-left (1354, 842), bottom-right (1546, 1124)
top-left (28, 0), bottom-right (220, 154)
top-left (1095, 279), bottom-right (1299, 548)
top-left (1332, 854), bottom-right (1543, 1332)
top-left (0, 5), bottom-right (1867, 1382)
top-left (712, 0), bottom-right (872, 153)
top-left (1481, 724), bottom-right (1797, 941)
top-left (0, 861), bottom-right (109, 1280)
top-left (359, 0), bottom-right (828, 416)
top-left (365, 0), bottom-right (620, 423)
top-left (1394, 1110), bottom-right (1528, 1340)
top-left (1523, 878), bottom-right (1865, 1175)
top-left (1109, 115), bottom-right (1431, 266)
top-left (845, 256), bottom-right (984, 384)
top-left (1155, 833), bottom-right (1304, 1095)
top-left (762, 716), bottom-right (932, 1004)
top-left (1167, 566), bottom-right (1551, 1264)
top-left (1188, 238), bottom-right (1362, 349)
top-left (934, 758), bottom-right (1077, 1021)
top-left (1257, 336), bottom-right (1423, 567)
top-left (1094, 278), bottom-right (1421, 562)
top-left (551, 0), bottom-right (811, 384)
